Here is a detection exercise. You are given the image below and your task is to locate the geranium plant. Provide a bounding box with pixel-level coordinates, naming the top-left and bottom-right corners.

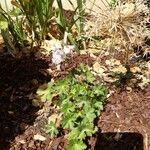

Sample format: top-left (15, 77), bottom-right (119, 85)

top-left (37, 64), bottom-right (107, 150)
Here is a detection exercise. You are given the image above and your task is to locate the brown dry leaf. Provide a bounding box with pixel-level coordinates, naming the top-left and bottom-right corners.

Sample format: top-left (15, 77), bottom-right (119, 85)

top-left (138, 76), bottom-right (150, 89)
top-left (147, 62), bottom-right (150, 70)
top-left (56, 65), bottom-right (61, 71)
top-left (130, 66), bottom-right (141, 73)
top-left (75, 74), bottom-right (86, 82)
top-left (89, 53), bottom-right (97, 58)
top-left (93, 62), bottom-right (105, 75)
top-left (88, 48), bottom-right (101, 54)
top-left (103, 75), bottom-right (117, 83)
top-left (111, 65), bottom-right (127, 74)
top-left (40, 39), bottom-right (61, 54)
top-left (34, 134), bottom-right (47, 141)
top-left (105, 60), bottom-right (112, 66)
top-left (48, 113), bottom-right (62, 127)
top-left (105, 59), bottom-right (121, 66)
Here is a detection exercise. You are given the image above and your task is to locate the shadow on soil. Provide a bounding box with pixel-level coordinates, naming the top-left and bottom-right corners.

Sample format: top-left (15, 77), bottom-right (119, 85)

top-left (94, 132), bottom-right (144, 150)
top-left (0, 54), bottom-right (51, 150)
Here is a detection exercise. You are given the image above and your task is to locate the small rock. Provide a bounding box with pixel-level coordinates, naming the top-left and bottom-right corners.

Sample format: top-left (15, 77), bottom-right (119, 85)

top-left (19, 140), bottom-right (26, 144)
top-left (126, 87), bottom-right (132, 92)
top-left (8, 111), bottom-right (14, 115)
top-left (34, 134), bottom-right (47, 141)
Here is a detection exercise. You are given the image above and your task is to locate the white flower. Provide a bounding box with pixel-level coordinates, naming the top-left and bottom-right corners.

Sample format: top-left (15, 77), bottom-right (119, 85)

top-left (52, 44), bottom-right (64, 65)
top-left (63, 45), bottom-right (74, 54)
top-left (51, 43), bottom-right (74, 65)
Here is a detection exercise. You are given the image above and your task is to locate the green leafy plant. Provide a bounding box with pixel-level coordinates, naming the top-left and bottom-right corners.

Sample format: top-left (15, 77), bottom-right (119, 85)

top-left (37, 64), bottom-right (107, 150)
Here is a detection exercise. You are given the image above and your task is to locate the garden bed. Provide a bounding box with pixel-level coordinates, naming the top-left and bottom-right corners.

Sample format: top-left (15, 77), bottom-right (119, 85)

top-left (0, 52), bottom-right (149, 150)
top-left (0, 1), bottom-right (150, 150)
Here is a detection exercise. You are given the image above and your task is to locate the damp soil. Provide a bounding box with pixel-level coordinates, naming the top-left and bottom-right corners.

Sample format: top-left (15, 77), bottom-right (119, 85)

top-left (0, 53), bottom-right (149, 150)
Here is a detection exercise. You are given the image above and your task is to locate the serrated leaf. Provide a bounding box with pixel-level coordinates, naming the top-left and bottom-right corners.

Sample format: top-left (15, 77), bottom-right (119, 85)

top-left (61, 101), bottom-right (75, 114)
top-left (94, 101), bottom-right (103, 110)
top-left (62, 113), bottom-right (77, 129)
top-left (36, 82), bottom-right (53, 102)
top-left (86, 71), bottom-right (95, 83)
top-left (76, 100), bottom-right (87, 108)
top-left (93, 62), bottom-right (105, 75)
top-left (46, 122), bottom-right (58, 137)
top-left (55, 78), bottom-right (70, 94)
top-left (92, 85), bottom-right (106, 96)
top-left (44, 64), bottom-right (107, 148)
top-left (78, 63), bottom-right (88, 73)
top-left (68, 128), bottom-right (80, 140)
top-left (82, 111), bottom-right (96, 123)
top-left (68, 139), bottom-right (87, 150)
top-left (78, 124), bottom-right (95, 140)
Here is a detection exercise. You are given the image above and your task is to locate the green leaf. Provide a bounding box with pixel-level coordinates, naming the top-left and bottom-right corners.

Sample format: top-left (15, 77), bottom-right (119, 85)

top-left (55, 78), bottom-right (70, 94)
top-left (76, 99), bottom-right (87, 108)
top-left (62, 113), bottom-right (77, 129)
top-left (94, 101), bottom-right (103, 110)
top-left (82, 110), bottom-right (96, 123)
top-left (68, 139), bottom-right (87, 150)
top-left (78, 83), bottom-right (88, 95)
top-left (92, 85), bottom-right (107, 96)
top-left (61, 100), bottom-right (75, 114)
top-left (46, 122), bottom-right (58, 137)
top-left (0, 21), bottom-right (8, 30)
top-left (86, 71), bottom-right (95, 83)
top-left (68, 128), bottom-right (80, 140)
top-left (70, 84), bottom-right (79, 95)
top-left (71, 83), bottom-right (87, 96)
top-left (77, 63), bottom-right (88, 73)
top-left (36, 82), bottom-right (53, 102)
top-left (78, 123), bottom-right (95, 140)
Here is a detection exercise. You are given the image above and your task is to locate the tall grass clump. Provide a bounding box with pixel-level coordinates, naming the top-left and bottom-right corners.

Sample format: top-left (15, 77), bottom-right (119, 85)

top-left (0, 5), bottom-right (27, 55)
top-left (0, 0), bottom-right (89, 56)
top-left (56, 0), bottom-right (87, 50)
top-left (11, 0), bottom-right (55, 47)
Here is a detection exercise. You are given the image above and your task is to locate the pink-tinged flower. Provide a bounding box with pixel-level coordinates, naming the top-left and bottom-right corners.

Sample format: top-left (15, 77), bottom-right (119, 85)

top-left (52, 44), bottom-right (64, 65)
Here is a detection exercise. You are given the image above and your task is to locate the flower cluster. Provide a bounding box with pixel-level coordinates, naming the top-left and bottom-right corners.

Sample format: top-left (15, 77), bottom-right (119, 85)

top-left (52, 43), bottom-right (74, 65)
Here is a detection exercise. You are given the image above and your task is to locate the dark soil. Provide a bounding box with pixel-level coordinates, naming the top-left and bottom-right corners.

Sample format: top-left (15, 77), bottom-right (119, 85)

top-left (0, 53), bottom-right (149, 150)
top-left (0, 54), bottom-right (51, 149)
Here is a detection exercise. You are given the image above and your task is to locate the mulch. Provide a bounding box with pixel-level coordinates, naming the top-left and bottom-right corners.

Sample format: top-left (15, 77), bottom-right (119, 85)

top-left (0, 53), bottom-right (149, 150)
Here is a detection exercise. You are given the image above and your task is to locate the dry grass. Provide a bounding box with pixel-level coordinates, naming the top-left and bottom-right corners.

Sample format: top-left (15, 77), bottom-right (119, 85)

top-left (85, 0), bottom-right (150, 60)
